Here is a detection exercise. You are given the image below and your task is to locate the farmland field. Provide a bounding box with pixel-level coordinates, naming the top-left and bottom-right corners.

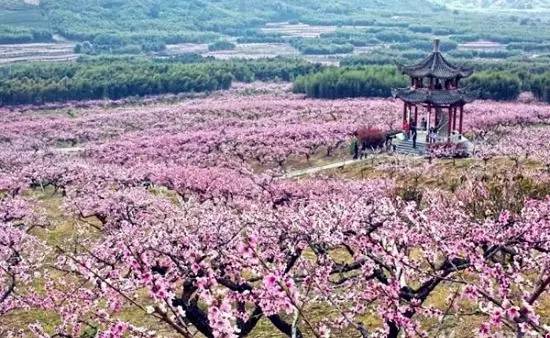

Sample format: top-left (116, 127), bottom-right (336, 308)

top-left (0, 42), bottom-right (76, 64)
top-left (1, 0), bottom-right (550, 62)
top-left (204, 43), bottom-right (300, 60)
top-left (162, 41), bottom-right (376, 65)
top-left (261, 23), bottom-right (342, 38)
top-left (457, 40), bottom-right (506, 50)
top-left (1, 82), bottom-right (549, 337)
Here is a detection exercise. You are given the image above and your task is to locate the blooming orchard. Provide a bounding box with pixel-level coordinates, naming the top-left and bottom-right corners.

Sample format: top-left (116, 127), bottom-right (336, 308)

top-left (0, 85), bottom-right (549, 337)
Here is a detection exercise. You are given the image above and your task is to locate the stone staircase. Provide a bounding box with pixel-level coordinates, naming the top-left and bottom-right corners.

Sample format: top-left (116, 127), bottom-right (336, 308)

top-left (393, 139), bottom-right (428, 155)
top-left (391, 131), bottom-right (429, 155)
top-left (391, 130), bottom-right (475, 156)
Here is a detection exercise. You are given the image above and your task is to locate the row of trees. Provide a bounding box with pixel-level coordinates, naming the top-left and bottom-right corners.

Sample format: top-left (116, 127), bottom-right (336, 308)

top-left (290, 38), bottom-right (354, 55)
top-left (208, 40), bottom-right (237, 52)
top-left (0, 54), bottom-right (546, 104)
top-left (530, 72), bottom-right (550, 103)
top-left (465, 71), bottom-right (550, 102)
top-left (464, 71), bottom-right (522, 101)
top-left (294, 65), bottom-right (550, 101)
top-left (0, 29), bottom-right (52, 44)
top-left (288, 33), bottom-right (463, 56)
top-left (293, 66), bottom-right (406, 98)
top-left (0, 57), bottom-right (321, 105)
top-left (449, 49), bottom-right (520, 60)
top-left (0, 66), bottom-right (232, 105)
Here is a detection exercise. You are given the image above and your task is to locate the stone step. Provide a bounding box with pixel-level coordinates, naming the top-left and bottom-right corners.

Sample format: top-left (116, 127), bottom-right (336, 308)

top-left (396, 145), bottom-right (426, 151)
top-left (396, 145), bottom-right (428, 151)
top-left (394, 140), bottom-right (427, 155)
top-left (396, 140), bottom-right (427, 147)
top-left (395, 140), bottom-right (427, 148)
top-left (395, 148), bottom-right (425, 155)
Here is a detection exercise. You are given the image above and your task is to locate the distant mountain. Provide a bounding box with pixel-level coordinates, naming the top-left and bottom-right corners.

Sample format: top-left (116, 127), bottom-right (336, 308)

top-left (429, 0), bottom-right (550, 10)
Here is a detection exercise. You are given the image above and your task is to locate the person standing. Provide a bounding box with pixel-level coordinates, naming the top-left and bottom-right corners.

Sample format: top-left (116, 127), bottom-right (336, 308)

top-left (351, 136), bottom-right (359, 160)
top-left (420, 117), bottom-right (427, 131)
top-left (403, 120), bottom-right (410, 140)
top-left (410, 120), bottom-right (417, 148)
top-left (429, 127), bottom-right (437, 143)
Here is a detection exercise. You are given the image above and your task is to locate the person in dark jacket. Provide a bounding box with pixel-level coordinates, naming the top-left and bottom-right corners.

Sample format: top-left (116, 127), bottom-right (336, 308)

top-left (352, 137), bottom-right (359, 159)
top-left (410, 120), bottom-right (417, 148)
top-left (402, 120), bottom-right (410, 139)
top-left (420, 117), bottom-right (427, 131)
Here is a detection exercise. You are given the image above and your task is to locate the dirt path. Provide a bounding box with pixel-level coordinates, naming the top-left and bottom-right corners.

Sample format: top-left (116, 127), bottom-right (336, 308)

top-left (282, 158), bottom-right (365, 178)
top-left (50, 146), bottom-right (85, 154)
top-left (48, 146), bottom-right (363, 177)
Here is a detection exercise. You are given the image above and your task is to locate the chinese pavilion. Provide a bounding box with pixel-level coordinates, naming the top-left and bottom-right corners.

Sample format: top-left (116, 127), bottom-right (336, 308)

top-left (392, 39), bottom-right (475, 143)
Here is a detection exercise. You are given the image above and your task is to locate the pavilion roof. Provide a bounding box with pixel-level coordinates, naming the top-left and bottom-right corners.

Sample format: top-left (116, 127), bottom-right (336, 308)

top-left (392, 87), bottom-right (476, 106)
top-left (396, 39), bottom-right (473, 80)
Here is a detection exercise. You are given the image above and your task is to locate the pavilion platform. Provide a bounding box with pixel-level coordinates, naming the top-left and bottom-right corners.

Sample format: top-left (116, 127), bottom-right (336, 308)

top-left (391, 131), bottom-right (474, 156)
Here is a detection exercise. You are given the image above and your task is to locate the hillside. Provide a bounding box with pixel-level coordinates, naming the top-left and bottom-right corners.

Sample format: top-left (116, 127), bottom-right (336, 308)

top-left (20, 0), bottom-right (442, 37)
top-left (0, 0), bottom-right (442, 45)
top-left (1, 0), bottom-right (550, 61)
top-left (430, 0), bottom-right (550, 10)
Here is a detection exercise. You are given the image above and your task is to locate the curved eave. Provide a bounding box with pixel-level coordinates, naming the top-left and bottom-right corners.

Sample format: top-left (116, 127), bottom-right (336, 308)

top-left (392, 88), bottom-right (476, 106)
top-left (396, 52), bottom-right (473, 80)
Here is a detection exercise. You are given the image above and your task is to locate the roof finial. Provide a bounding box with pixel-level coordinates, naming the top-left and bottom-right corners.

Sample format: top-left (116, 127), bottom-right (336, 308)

top-left (433, 39), bottom-right (440, 52)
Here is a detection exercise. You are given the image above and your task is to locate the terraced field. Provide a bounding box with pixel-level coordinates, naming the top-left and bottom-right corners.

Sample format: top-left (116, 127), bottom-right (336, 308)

top-left (0, 42), bottom-right (77, 64)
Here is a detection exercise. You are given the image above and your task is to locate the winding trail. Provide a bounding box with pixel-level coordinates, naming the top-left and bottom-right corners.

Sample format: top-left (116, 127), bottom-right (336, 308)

top-left (50, 146), bottom-right (85, 154)
top-left (282, 158), bottom-right (366, 178)
top-left (49, 145), bottom-right (366, 179)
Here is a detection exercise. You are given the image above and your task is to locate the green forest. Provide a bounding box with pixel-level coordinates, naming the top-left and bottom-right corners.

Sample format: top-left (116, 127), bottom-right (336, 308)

top-left (0, 57), bottom-right (320, 104)
top-left (293, 66), bottom-right (550, 102)
top-left (293, 67), bottom-right (407, 99)
top-left (2, 55), bottom-right (548, 105)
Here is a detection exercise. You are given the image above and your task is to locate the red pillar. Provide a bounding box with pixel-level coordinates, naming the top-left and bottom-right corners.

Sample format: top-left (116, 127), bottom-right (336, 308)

top-left (447, 107), bottom-right (452, 142)
top-left (403, 102), bottom-right (407, 125)
top-left (452, 106), bottom-right (457, 131)
top-left (414, 105), bottom-right (418, 125)
top-left (459, 105), bottom-right (464, 137)
top-left (426, 105), bottom-right (432, 142)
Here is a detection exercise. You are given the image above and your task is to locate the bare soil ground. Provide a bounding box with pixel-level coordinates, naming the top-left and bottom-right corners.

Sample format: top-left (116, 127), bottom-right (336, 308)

top-left (164, 43), bottom-right (210, 55)
top-left (164, 42), bottom-right (300, 59)
top-left (458, 40), bottom-right (506, 49)
top-left (262, 22), bottom-right (339, 38)
top-left (205, 42), bottom-right (300, 59)
top-left (261, 22), bottom-right (369, 38)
